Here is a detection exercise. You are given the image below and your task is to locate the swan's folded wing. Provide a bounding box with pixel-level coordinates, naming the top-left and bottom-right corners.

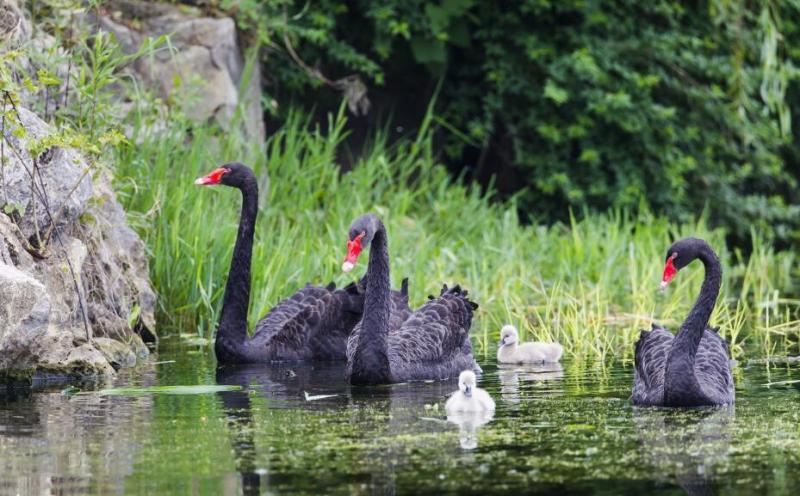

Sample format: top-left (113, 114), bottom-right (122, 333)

top-left (696, 329), bottom-right (734, 403)
top-left (389, 282), bottom-right (413, 330)
top-left (632, 324), bottom-right (673, 403)
top-left (251, 284), bottom-right (356, 360)
top-left (389, 284), bottom-right (476, 365)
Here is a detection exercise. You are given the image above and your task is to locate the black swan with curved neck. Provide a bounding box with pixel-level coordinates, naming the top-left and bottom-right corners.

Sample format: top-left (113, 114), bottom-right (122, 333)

top-left (341, 214), bottom-right (478, 385)
top-left (196, 163), bottom-right (371, 363)
top-left (631, 238), bottom-right (734, 407)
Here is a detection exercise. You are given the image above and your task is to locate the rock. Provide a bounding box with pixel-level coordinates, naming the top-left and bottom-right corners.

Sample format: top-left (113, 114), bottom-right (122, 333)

top-left (93, 337), bottom-right (136, 370)
top-left (80, 173), bottom-right (157, 341)
top-left (0, 0), bottom-right (30, 46)
top-left (0, 263), bottom-right (51, 376)
top-left (0, 106), bottom-right (157, 383)
top-left (92, 0), bottom-right (265, 143)
top-left (0, 107), bottom-right (94, 242)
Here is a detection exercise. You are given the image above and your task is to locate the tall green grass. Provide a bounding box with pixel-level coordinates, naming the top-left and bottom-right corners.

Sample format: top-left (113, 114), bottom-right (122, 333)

top-left (113, 106), bottom-right (800, 360)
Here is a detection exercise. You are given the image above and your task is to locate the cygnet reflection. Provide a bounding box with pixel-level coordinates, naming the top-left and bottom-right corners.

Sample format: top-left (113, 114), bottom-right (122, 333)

top-left (498, 362), bottom-right (564, 404)
top-left (446, 410), bottom-right (495, 450)
top-left (445, 371), bottom-right (496, 449)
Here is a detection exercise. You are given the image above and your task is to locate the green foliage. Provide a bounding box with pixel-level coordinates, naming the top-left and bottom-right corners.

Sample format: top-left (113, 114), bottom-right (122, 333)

top-left (225, 0), bottom-right (800, 247)
top-left (113, 107), bottom-right (799, 360)
top-left (1, 2), bottom-right (166, 156)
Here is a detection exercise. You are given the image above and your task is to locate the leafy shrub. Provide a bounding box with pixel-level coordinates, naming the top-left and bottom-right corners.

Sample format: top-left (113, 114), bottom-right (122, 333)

top-left (227, 0), bottom-right (800, 248)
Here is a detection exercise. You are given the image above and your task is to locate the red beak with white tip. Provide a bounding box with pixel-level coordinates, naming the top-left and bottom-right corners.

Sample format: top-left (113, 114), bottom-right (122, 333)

top-left (194, 167), bottom-right (229, 186)
top-left (661, 254), bottom-right (677, 289)
top-left (342, 233), bottom-right (365, 273)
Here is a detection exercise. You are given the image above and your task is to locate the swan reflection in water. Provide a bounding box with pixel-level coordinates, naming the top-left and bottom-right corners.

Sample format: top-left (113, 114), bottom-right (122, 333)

top-left (498, 362), bottom-right (565, 404)
top-left (215, 362), bottom-right (352, 495)
top-left (214, 362), bottom-right (478, 495)
top-left (633, 406), bottom-right (734, 496)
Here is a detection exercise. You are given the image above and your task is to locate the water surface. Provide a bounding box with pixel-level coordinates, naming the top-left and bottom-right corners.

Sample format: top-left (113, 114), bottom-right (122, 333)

top-left (1, 341), bottom-right (799, 495)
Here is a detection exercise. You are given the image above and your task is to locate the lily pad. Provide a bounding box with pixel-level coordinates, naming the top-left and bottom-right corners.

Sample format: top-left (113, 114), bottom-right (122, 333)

top-left (99, 385), bottom-right (242, 396)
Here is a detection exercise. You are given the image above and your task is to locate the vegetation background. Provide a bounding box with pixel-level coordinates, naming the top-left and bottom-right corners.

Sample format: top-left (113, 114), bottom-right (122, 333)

top-left (234, 0), bottom-right (800, 248)
top-left (2, 0), bottom-right (799, 360)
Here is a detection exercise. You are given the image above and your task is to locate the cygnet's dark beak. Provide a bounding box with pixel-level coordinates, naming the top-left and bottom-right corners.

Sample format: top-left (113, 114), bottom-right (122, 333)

top-left (498, 338), bottom-right (506, 348)
top-left (464, 386), bottom-right (472, 398)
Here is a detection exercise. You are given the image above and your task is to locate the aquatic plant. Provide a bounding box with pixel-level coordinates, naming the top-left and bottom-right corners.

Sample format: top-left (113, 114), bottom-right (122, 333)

top-left (113, 106), bottom-right (800, 360)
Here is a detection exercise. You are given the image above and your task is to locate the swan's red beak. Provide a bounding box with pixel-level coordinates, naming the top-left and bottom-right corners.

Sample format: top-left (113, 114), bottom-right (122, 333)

top-left (660, 255), bottom-right (677, 289)
top-left (194, 167), bottom-right (228, 186)
top-left (342, 233), bottom-right (365, 273)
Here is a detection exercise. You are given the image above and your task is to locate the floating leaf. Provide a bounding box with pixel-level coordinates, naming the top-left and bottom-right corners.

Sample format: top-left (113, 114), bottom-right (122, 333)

top-left (99, 385), bottom-right (241, 396)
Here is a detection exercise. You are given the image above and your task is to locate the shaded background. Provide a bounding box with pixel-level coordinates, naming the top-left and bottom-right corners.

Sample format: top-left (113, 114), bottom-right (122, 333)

top-left (229, 0), bottom-right (800, 249)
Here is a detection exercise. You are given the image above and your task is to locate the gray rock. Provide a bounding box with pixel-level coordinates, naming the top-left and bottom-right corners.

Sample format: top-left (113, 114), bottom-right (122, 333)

top-left (0, 262), bottom-right (51, 374)
top-left (0, 0), bottom-right (30, 46)
top-left (93, 0), bottom-right (265, 143)
top-left (93, 337), bottom-right (137, 370)
top-left (0, 106), bottom-right (93, 242)
top-left (0, 107), bottom-right (156, 382)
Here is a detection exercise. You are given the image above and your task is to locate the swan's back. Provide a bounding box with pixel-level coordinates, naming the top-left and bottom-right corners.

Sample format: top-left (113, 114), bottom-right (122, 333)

top-left (694, 328), bottom-right (734, 404)
top-left (249, 282), bottom-right (363, 362)
top-left (632, 324), bottom-right (734, 406)
top-left (387, 284), bottom-right (478, 382)
top-left (631, 324), bottom-right (673, 405)
top-left (517, 342), bottom-right (563, 363)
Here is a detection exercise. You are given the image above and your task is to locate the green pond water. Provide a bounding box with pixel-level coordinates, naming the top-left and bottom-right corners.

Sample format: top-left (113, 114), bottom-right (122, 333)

top-left (1, 340), bottom-right (799, 495)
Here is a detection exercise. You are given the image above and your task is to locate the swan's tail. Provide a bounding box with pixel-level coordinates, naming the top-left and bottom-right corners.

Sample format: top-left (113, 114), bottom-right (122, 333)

top-left (439, 283), bottom-right (479, 310)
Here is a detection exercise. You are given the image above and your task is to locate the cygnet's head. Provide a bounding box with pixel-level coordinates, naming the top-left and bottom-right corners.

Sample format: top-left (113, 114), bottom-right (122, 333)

top-left (458, 370), bottom-right (477, 398)
top-left (499, 325), bottom-right (519, 347)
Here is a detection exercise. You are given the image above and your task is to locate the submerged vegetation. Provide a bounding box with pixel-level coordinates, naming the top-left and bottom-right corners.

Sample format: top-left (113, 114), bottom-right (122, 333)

top-left (114, 106), bottom-right (800, 361)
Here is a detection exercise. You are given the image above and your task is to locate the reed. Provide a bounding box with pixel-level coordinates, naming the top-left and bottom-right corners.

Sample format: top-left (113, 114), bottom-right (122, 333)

top-left (113, 106), bottom-right (800, 360)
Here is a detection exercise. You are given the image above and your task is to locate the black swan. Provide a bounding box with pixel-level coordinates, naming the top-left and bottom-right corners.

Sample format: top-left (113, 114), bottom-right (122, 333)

top-left (341, 213), bottom-right (478, 385)
top-left (631, 237), bottom-right (734, 407)
top-left (196, 163), bottom-right (371, 363)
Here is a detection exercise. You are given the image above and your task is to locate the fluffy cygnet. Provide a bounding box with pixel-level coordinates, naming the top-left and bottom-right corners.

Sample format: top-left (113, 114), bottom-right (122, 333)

top-left (497, 325), bottom-right (563, 364)
top-left (445, 370), bottom-right (495, 413)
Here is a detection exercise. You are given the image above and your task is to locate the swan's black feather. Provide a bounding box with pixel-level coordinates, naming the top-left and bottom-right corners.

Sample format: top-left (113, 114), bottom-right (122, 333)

top-left (630, 238), bottom-right (733, 407)
top-left (238, 283), bottom-right (364, 362)
top-left (347, 284), bottom-right (478, 382)
top-left (632, 323), bottom-right (734, 406)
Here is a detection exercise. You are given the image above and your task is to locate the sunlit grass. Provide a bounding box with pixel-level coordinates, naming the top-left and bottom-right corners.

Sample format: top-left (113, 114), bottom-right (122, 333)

top-left (113, 106), bottom-right (800, 361)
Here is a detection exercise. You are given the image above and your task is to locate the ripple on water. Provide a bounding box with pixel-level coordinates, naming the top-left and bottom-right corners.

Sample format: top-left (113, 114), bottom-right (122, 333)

top-left (0, 343), bottom-right (799, 495)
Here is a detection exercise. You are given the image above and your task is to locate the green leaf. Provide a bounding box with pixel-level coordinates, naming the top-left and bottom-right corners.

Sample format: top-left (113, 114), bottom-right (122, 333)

top-left (544, 79), bottom-right (569, 105)
top-left (98, 385), bottom-right (242, 396)
top-left (410, 38), bottom-right (447, 66)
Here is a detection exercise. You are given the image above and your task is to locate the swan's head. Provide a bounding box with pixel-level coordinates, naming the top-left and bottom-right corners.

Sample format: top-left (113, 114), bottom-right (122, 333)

top-left (458, 370), bottom-right (477, 398)
top-left (342, 214), bottom-right (381, 273)
top-left (499, 325), bottom-right (518, 347)
top-left (194, 163), bottom-right (254, 188)
top-left (661, 237), bottom-right (711, 289)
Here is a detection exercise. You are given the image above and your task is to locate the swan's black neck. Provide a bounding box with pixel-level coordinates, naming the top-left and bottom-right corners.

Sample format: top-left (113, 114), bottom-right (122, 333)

top-left (664, 244), bottom-right (721, 405)
top-left (215, 178), bottom-right (258, 363)
top-left (351, 221), bottom-right (391, 384)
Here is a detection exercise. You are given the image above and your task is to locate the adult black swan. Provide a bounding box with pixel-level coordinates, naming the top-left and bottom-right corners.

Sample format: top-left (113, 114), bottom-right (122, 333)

top-left (631, 237), bottom-right (734, 407)
top-left (340, 213), bottom-right (479, 385)
top-left (196, 163), bottom-right (371, 363)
